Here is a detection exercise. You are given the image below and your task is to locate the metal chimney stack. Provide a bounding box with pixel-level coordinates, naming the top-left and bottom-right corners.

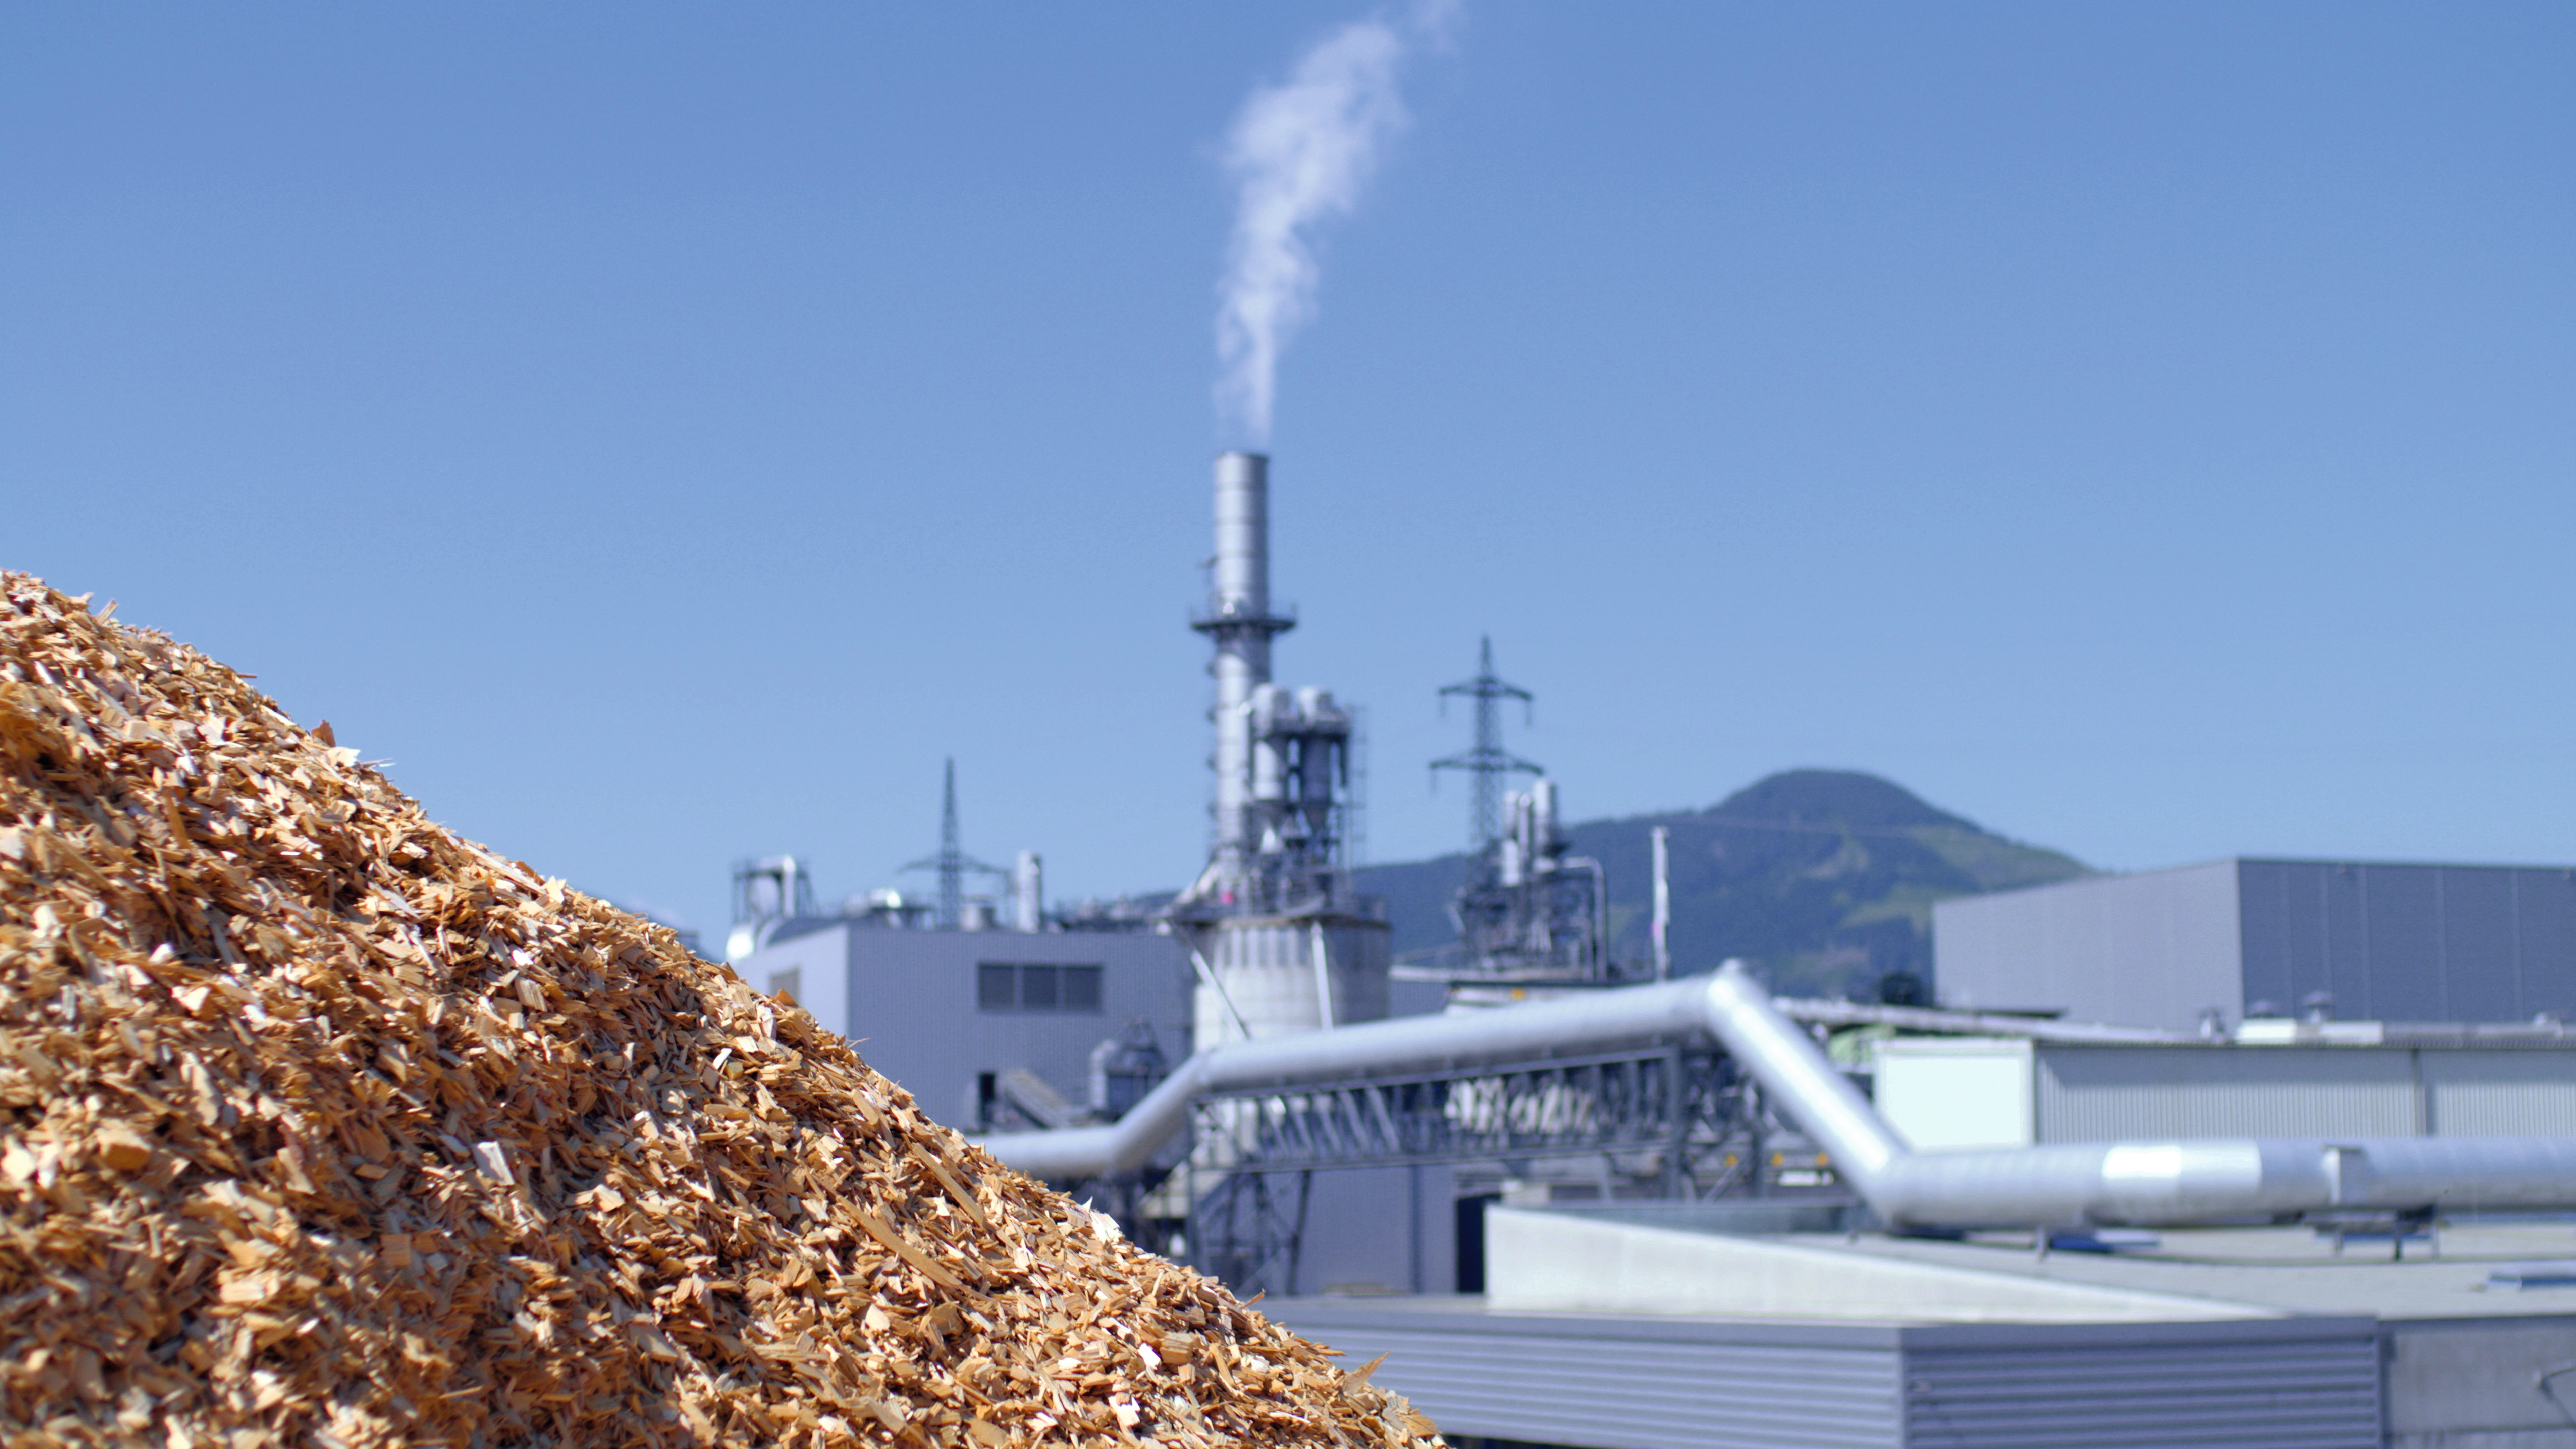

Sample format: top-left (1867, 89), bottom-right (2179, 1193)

top-left (1173, 451), bottom-right (1390, 1044)
top-left (1195, 451), bottom-right (1294, 902)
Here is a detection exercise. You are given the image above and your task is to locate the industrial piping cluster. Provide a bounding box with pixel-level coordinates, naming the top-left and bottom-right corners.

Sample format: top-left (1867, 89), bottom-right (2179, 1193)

top-left (982, 962), bottom-right (2576, 1230)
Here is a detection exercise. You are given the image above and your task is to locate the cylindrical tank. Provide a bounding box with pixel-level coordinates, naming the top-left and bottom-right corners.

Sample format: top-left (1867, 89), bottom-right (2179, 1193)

top-left (1013, 850), bottom-right (1043, 932)
top-left (1292, 688), bottom-right (1339, 838)
top-left (1250, 683), bottom-right (1288, 802)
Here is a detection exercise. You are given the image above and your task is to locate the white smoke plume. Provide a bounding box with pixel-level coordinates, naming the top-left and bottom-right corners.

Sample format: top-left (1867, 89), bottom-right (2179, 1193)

top-left (1215, 4), bottom-right (1457, 444)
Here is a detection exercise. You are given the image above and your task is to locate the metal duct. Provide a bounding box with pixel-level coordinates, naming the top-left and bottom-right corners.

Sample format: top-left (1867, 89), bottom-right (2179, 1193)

top-left (980, 976), bottom-right (1710, 1182)
top-left (1699, 964), bottom-right (2576, 1225)
top-left (978, 963), bottom-right (2576, 1228)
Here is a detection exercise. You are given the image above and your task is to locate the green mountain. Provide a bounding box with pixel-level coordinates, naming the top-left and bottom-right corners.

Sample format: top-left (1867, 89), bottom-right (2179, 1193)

top-left (1353, 769), bottom-right (2092, 999)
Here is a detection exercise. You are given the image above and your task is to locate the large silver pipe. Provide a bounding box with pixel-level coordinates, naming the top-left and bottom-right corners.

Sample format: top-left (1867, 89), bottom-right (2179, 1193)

top-left (1700, 964), bottom-right (1908, 1189)
top-left (979, 963), bottom-right (2576, 1228)
top-left (979, 976), bottom-right (1712, 1182)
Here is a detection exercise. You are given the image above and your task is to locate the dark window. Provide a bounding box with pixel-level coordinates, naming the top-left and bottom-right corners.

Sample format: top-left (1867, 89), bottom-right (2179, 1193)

top-left (1019, 965), bottom-right (1059, 1009)
top-left (975, 963), bottom-right (1105, 1013)
top-left (977, 963), bottom-right (1015, 1011)
top-left (1061, 965), bottom-right (1102, 1011)
top-left (1455, 1194), bottom-right (1499, 1293)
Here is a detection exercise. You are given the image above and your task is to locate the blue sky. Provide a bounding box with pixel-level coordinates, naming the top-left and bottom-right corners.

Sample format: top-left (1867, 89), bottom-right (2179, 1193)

top-left (6, 4), bottom-right (2569, 936)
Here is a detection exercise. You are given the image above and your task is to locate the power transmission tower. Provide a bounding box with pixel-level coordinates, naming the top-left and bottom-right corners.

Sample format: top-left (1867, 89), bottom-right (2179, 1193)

top-left (902, 758), bottom-right (1006, 928)
top-left (1431, 637), bottom-right (1542, 850)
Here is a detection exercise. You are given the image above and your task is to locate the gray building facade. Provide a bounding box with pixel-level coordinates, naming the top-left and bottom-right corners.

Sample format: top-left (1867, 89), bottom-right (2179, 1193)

top-left (743, 922), bottom-right (1194, 1131)
top-left (1934, 858), bottom-right (2576, 1033)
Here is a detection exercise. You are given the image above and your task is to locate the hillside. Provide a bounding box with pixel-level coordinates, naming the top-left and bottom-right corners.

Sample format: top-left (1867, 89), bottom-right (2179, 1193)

top-left (1354, 769), bottom-right (2091, 1000)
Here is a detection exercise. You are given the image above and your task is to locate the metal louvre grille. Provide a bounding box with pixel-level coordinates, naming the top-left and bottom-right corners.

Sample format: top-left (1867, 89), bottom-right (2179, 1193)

top-left (1275, 1322), bottom-right (1903, 1449)
top-left (972, 961), bottom-right (1104, 1013)
top-left (1901, 1334), bottom-right (2381, 1448)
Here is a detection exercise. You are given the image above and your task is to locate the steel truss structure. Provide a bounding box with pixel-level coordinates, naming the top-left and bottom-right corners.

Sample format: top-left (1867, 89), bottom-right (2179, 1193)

top-left (1179, 1040), bottom-right (1817, 1298)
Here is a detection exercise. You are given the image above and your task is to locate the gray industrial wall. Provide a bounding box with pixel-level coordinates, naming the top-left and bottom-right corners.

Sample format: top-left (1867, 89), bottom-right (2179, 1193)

top-left (2037, 1042), bottom-right (2576, 1141)
top-left (1881, 1036), bottom-right (2576, 1147)
top-left (743, 922), bottom-right (1193, 1130)
top-left (1267, 1163), bottom-right (1458, 1298)
top-left (2236, 858), bottom-right (2576, 1023)
top-left (1935, 858), bottom-right (2576, 1032)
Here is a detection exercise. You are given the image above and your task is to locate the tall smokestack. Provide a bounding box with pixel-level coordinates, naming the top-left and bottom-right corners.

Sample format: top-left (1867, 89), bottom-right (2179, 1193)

top-left (1175, 453), bottom-right (1391, 1045)
top-left (1195, 452), bottom-right (1294, 901)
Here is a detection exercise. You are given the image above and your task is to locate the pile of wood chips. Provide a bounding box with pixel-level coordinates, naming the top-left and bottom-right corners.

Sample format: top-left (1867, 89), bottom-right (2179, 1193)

top-left (0, 573), bottom-right (1444, 1449)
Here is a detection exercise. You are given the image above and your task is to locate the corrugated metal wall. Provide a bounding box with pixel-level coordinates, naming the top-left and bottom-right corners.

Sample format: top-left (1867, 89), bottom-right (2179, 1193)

top-left (1933, 861), bottom-right (2243, 1034)
top-left (2421, 1048), bottom-right (2576, 1135)
top-left (2031, 1042), bottom-right (2576, 1141)
top-left (1271, 1308), bottom-right (2389, 1449)
top-left (2036, 1045), bottom-right (2419, 1140)
top-left (2237, 859), bottom-right (2576, 1024)
top-left (1937, 857), bottom-right (2576, 1033)
top-left (1902, 1324), bottom-right (2382, 1448)
top-left (1272, 1310), bottom-right (1904, 1449)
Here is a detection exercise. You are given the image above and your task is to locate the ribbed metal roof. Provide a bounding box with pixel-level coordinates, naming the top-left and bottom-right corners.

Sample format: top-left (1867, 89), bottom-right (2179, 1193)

top-left (1271, 1302), bottom-right (2383, 1449)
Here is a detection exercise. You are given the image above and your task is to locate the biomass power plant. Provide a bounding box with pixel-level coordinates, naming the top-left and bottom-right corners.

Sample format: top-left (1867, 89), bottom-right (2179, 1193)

top-left (735, 453), bottom-right (2576, 1449)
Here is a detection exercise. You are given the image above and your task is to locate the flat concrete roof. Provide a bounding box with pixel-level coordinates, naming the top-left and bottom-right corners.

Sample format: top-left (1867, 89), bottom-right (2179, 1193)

top-left (1479, 1206), bottom-right (2576, 1324)
top-left (1834, 1219), bottom-right (2576, 1322)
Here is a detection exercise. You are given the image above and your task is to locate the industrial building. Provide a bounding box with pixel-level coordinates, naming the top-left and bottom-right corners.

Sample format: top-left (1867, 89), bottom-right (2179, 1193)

top-left (743, 451), bottom-right (2576, 1447)
top-left (983, 955), bottom-right (2576, 1447)
top-left (744, 920), bottom-right (1191, 1134)
top-left (1271, 1208), bottom-right (2576, 1449)
top-left (1934, 856), bottom-right (2576, 1033)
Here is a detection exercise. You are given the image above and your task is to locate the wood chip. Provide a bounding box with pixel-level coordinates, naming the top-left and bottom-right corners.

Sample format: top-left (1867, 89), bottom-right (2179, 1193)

top-left (0, 573), bottom-right (1445, 1449)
